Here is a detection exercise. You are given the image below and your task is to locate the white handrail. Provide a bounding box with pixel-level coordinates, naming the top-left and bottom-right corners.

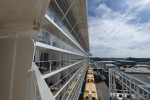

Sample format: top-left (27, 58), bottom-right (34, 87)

top-left (28, 63), bottom-right (55, 100)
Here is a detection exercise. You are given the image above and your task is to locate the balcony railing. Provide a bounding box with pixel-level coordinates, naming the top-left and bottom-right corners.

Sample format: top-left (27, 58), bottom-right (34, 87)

top-left (28, 63), bottom-right (55, 100)
top-left (35, 60), bottom-right (79, 75)
top-left (48, 65), bottom-right (81, 95)
top-left (46, 8), bottom-right (84, 52)
top-left (61, 66), bottom-right (87, 100)
top-left (37, 28), bottom-right (84, 56)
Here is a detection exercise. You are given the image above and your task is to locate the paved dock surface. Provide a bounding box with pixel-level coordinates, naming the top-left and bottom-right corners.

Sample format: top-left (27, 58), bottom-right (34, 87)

top-left (94, 74), bottom-right (110, 100)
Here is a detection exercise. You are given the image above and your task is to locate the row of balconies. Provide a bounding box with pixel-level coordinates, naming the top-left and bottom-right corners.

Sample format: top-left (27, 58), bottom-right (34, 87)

top-left (30, 60), bottom-right (86, 100)
top-left (56, 63), bottom-right (85, 100)
top-left (61, 64), bottom-right (87, 100)
top-left (37, 28), bottom-right (84, 56)
top-left (48, 63), bottom-right (82, 95)
top-left (46, 8), bottom-right (83, 51)
top-left (35, 59), bottom-right (84, 75)
top-left (44, 61), bottom-right (85, 100)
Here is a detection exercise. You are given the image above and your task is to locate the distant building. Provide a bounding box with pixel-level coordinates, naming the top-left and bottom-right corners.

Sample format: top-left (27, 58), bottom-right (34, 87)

top-left (116, 60), bottom-right (137, 67)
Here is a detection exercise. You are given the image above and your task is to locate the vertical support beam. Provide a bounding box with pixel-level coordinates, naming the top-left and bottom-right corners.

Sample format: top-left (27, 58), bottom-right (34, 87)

top-left (50, 32), bottom-right (53, 46)
top-left (129, 79), bottom-right (132, 99)
top-left (51, 34), bottom-right (53, 46)
top-left (142, 90), bottom-right (144, 100)
top-left (50, 61), bottom-right (52, 73)
top-left (136, 86), bottom-right (140, 100)
top-left (146, 92), bottom-right (149, 100)
top-left (125, 76), bottom-right (128, 96)
top-left (0, 32), bottom-right (36, 100)
top-left (109, 69), bottom-right (113, 99)
top-left (134, 84), bottom-right (136, 98)
top-left (121, 76), bottom-right (125, 99)
top-left (113, 73), bottom-right (117, 99)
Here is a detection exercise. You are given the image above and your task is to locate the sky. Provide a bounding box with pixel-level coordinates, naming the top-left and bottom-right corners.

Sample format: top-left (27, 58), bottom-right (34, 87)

top-left (88, 0), bottom-right (150, 58)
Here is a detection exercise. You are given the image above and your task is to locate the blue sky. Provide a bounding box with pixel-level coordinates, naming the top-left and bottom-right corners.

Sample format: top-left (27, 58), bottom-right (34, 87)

top-left (88, 0), bottom-right (150, 58)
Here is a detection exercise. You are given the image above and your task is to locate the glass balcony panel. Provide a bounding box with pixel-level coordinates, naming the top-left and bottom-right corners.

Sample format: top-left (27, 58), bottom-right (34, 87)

top-left (35, 60), bottom-right (83, 75)
top-left (46, 8), bottom-right (83, 50)
top-left (49, 65), bottom-right (81, 95)
top-left (45, 31), bottom-right (51, 45)
top-left (37, 30), bottom-right (51, 45)
top-left (61, 60), bottom-right (67, 67)
top-left (35, 61), bottom-right (50, 75)
top-left (37, 29), bottom-right (84, 55)
top-left (51, 61), bottom-right (60, 72)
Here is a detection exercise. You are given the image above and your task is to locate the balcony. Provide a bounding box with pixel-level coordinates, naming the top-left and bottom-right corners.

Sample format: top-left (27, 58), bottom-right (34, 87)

top-left (47, 64), bottom-right (83, 95)
top-left (37, 28), bottom-right (84, 56)
top-left (61, 66), bottom-right (87, 100)
top-left (46, 8), bottom-right (84, 52)
top-left (35, 60), bottom-right (78, 75)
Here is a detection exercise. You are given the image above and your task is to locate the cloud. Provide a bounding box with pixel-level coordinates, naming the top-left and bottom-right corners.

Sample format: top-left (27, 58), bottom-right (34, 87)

top-left (88, 0), bottom-right (150, 58)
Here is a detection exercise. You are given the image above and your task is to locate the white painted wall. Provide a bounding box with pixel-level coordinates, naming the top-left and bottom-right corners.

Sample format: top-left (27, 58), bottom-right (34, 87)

top-left (0, 35), bottom-right (35, 100)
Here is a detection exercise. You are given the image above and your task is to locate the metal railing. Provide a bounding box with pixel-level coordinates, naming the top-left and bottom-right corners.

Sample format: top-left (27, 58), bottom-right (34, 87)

top-left (35, 59), bottom-right (79, 75)
top-left (53, 62), bottom-right (85, 98)
top-left (109, 68), bottom-right (150, 100)
top-left (27, 63), bottom-right (55, 100)
top-left (49, 64), bottom-right (82, 95)
top-left (61, 65), bottom-right (87, 100)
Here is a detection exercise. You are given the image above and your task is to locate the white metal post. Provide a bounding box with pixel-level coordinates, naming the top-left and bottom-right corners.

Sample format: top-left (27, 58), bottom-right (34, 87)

top-left (49, 61), bottom-right (51, 73)
top-left (136, 86), bottom-right (140, 100)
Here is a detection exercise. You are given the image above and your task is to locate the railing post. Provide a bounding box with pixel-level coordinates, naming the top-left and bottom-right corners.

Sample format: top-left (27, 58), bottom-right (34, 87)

top-left (49, 61), bottom-right (51, 73)
top-left (142, 90), bottom-right (144, 100)
top-left (122, 78), bottom-right (125, 99)
top-left (109, 69), bottom-right (114, 99)
top-left (60, 53), bottom-right (62, 69)
top-left (129, 77), bottom-right (132, 99)
top-left (136, 85), bottom-right (140, 100)
top-left (27, 70), bottom-right (34, 100)
top-left (51, 34), bottom-right (53, 46)
top-left (113, 72), bottom-right (117, 99)
top-left (146, 92), bottom-right (149, 100)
